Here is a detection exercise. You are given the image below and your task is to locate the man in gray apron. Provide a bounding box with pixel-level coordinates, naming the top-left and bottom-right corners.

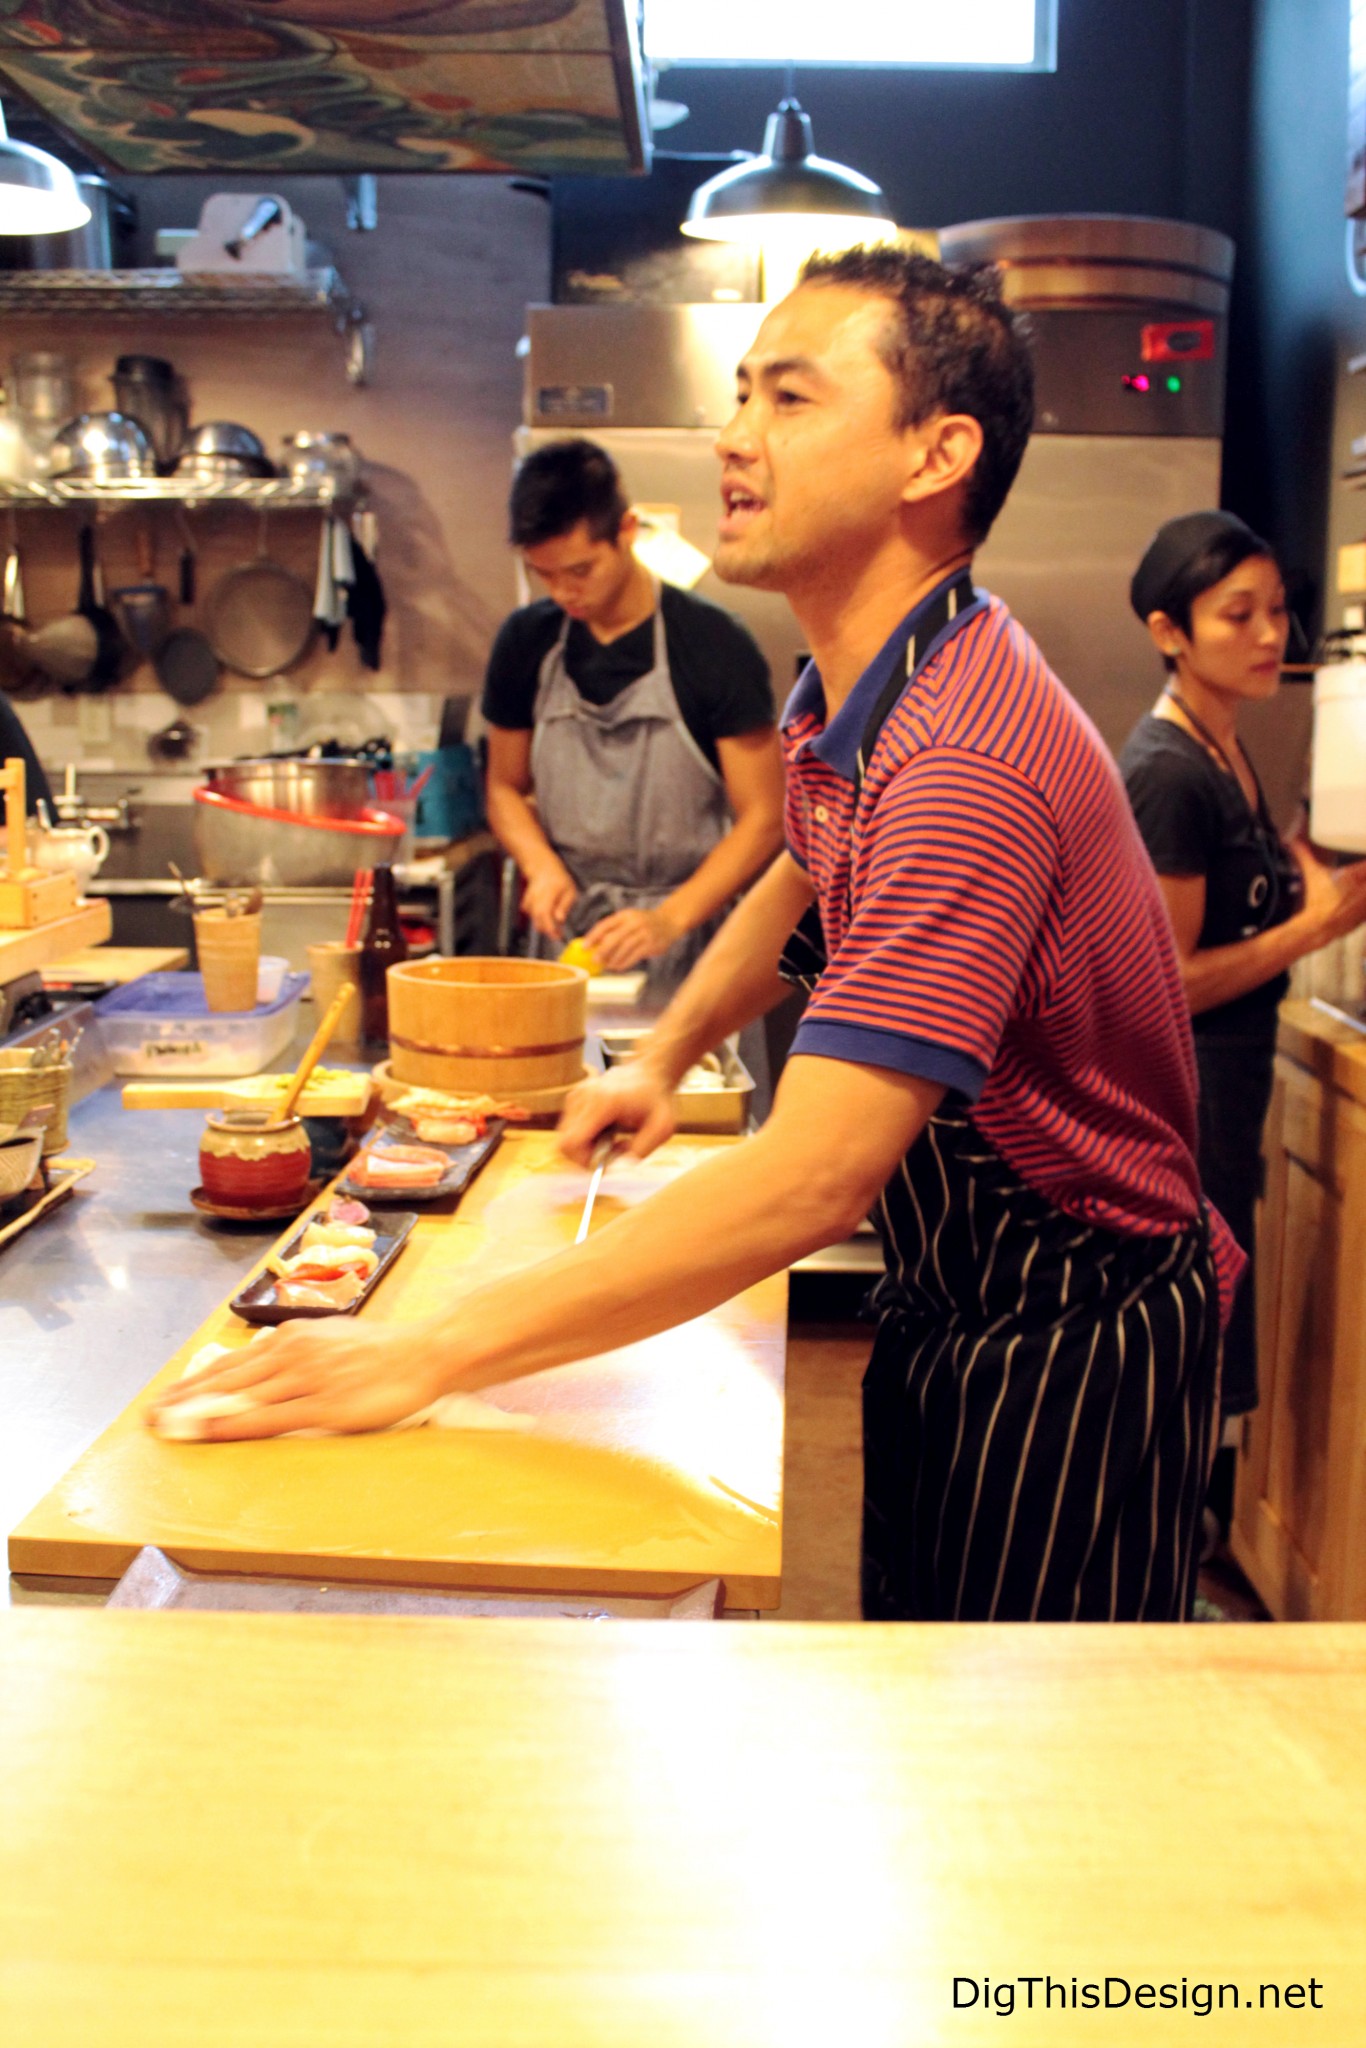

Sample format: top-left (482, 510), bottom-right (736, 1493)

top-left (482, 438), bottom-right (784, 1003)
top-left (154, 253), bottom-right (1236, 1629)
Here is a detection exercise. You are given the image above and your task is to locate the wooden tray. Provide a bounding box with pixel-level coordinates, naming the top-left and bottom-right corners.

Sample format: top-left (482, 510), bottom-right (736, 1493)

top-left (0, 1157), bottom-right (93, 1251)
top-left (337, 1121), bottom-right (503, 1206)
top-left (230, 1210), bottom-right (417, 1325)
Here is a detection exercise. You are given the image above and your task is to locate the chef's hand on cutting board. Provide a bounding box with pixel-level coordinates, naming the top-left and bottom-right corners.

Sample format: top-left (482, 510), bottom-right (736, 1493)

top-left (146, 1321), bottom-right (444, 1442)
top-left (558, 1060), bottom-right (675, 1169)
top-left (521, 858), bottom-right (578, 940)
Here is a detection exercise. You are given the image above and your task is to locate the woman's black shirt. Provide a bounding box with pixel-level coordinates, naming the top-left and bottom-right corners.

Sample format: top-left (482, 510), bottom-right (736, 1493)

top-left (1119, 713), bottom-right (1301, 1041)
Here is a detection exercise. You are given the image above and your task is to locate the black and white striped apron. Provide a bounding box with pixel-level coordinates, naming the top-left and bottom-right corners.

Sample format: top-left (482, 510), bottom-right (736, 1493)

top-left (860, 1108), bottom-right (1219, 1620)
top-left (781, 574), bottom-right (1221, 1622)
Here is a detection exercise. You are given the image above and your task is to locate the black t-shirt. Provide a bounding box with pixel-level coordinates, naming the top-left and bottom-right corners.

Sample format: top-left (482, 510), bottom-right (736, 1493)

top-left (1119, 713), bottom-right (1302, 1040)
top-left (480, 581), bottom-right (774, 772)
top-left (0, 690), bottom-right (51, 817)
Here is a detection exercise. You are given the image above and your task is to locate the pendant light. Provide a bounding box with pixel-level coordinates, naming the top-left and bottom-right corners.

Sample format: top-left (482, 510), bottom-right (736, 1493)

top-left (0, 102), bottom-right (90, 236)
top-left (680, 96), bottom-right (895, 252)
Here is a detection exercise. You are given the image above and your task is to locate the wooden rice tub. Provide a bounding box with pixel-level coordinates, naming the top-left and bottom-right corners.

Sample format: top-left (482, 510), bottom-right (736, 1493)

top-left (386, 957), bottom-right (588, 1097)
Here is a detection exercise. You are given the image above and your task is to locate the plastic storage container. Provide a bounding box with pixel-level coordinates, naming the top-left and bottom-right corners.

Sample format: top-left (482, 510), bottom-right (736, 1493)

top-left (1312, 660), bottom-right (1366, 853)
top-left (94, 972), bottom-right (308, 1077)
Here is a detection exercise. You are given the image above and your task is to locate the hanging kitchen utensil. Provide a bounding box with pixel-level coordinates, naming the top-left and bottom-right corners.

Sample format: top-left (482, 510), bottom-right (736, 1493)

top-left (204, 509), bottom-right (314, 679)
top-left (313, 513), bottom-right (340, 650)
top-left (154, 507), bottom-right (221, 708)
top-left (347, 528), bottom-right (386, 672)
top-left (110, 517), bottom-right (171, 661)
top-left (3, 515), bottom-right (26, 625)
top-left (20, 613), bottom-right (98, 692)
top-left (71, 523), bottom-right (124, 692)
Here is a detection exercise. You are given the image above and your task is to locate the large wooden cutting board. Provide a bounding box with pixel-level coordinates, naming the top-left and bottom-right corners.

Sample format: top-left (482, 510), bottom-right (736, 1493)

top-left (9, 1133), bottom-right (786, 1607)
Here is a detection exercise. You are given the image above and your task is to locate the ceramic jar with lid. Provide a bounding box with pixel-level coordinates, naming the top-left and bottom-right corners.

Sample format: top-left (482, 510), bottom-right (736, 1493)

top-left (199, 1109), bottom-right (312, 1212)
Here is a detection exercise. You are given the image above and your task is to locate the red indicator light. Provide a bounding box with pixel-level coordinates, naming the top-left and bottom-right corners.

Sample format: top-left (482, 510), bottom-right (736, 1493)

top-left (1141, 319), bottom-right (1216, 363)
top-left (1122, 373), bottom-right (1151, 393)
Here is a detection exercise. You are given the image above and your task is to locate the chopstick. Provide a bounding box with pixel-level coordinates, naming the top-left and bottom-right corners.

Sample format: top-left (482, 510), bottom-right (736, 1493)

top-left (345, 867), bottom-right (371, 949)
top-left (278, 984), bottom-right (358, 1122)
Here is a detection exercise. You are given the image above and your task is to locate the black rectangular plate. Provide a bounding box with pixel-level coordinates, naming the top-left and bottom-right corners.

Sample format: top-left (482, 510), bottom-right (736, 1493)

top-left (230, 1210), bottom-right (418, 1325)
top-left (335, 1119), bottom-right (504, 1206)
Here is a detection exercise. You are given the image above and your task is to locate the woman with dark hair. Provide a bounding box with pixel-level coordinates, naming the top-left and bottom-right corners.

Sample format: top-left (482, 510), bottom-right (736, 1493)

top-left (1120, 511), bottom-right (1366, 1477)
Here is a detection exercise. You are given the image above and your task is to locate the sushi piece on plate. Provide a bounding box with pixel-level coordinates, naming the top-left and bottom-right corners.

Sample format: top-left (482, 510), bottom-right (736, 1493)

top-left (278, 1244), bottom-right (379, 1281)
top-left (350, 1144), bottom-right (450, 1191)
top-left (273, 1272), bottom-right (366, 1311)
top-left (300, 1219), bottom-right (377, 1252)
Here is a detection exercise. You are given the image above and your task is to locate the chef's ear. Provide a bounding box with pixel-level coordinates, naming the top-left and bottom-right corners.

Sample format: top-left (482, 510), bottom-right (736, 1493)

top-left (900, 413), bottom-right (984, 509)
top-left (617, 507), bottom-right (640, 548)
top-left (1145, 609), bottom-right (1186, 662)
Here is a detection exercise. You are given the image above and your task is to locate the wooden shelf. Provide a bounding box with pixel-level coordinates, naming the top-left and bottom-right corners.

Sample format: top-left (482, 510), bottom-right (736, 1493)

top-left (0, 899), bottom-right (113, 985)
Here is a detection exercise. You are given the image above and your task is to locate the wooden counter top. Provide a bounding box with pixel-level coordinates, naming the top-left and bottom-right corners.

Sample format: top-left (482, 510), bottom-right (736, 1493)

top-left (3, 1610), bottom-right (1363, 2046)
top-left (8, 1133), bottom-right (785, 1607)
top-left (1276, 996), bottom-right (1366, 1104)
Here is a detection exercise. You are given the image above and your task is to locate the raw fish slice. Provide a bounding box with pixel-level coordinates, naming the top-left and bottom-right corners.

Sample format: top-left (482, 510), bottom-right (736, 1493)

top-left (273, 1272), bottom-right (366, 1310)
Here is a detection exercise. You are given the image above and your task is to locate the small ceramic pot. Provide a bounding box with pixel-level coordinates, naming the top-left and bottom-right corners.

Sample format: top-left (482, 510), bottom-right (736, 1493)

top-left (198, 1109), bottom-right (311, 1212)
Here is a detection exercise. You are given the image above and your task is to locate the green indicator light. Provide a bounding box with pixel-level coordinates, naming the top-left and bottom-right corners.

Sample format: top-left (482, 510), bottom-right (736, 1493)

top-left (1166, 374), bottom-right (1182, 393)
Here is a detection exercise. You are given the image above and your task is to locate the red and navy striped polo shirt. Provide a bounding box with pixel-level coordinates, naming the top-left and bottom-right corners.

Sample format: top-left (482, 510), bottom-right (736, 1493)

top-left (784, 576), bottom-right (1238, 1280)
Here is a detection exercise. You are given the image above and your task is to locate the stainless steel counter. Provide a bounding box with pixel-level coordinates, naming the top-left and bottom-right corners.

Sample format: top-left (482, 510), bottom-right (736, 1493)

top-left (1, 1079), bottom-right (279, 1608)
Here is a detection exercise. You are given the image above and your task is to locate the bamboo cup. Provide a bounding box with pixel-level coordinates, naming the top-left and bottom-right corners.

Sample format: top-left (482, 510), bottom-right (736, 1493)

top-left (194, 908), bottom-right (262, 1013)
top-left (307, 941), bottom-right (362, 1045)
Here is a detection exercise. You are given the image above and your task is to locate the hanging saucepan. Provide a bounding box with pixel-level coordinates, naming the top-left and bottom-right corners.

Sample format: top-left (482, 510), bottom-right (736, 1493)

top-left (202, 511), bottom-right (315, 680)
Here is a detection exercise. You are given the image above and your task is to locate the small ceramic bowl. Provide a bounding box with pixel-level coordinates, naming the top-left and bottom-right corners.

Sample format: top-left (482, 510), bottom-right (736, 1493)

top-left (199, 1109), bottom-right (312, 1212)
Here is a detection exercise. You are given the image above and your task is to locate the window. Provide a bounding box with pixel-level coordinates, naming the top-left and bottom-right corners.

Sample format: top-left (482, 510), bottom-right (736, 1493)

top-left (644, 0), bottom-right (1056, 70)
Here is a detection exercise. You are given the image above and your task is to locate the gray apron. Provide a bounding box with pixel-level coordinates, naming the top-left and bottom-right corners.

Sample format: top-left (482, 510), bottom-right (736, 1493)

top-left (529, 589), bottom-right (731, 1002)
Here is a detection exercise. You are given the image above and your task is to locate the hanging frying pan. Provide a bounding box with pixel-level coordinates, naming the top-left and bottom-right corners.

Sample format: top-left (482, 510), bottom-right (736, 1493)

top-left (203, 510), bottom-right (315, 679)
top-left (74, 521), bottom-right (126, 691)
top-left (154, 520), bottom-right (221, 708)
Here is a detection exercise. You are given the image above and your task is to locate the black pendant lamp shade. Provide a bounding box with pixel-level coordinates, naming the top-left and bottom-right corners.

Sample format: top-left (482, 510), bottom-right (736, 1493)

top-left (681, 99), bottom-right (895, 245)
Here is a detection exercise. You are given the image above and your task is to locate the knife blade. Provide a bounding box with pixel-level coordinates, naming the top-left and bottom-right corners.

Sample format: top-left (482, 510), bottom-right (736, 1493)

top-left (574, 1131), bottom-right (619, 1244)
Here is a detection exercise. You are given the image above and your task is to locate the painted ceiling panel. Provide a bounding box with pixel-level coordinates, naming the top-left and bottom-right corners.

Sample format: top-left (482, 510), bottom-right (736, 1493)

top-left (0, 1), bottom-right (619, 53)
top-left (0, 2), bottom-right (644, 174)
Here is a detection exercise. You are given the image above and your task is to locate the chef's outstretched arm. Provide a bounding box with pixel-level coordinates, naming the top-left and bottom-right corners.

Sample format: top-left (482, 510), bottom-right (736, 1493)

top-left (558, 845), bottom-right (817, 1165)
top-left (585, 728), bottom-right (786, 969)
top-left (148, 1052), bottom-right (943, 1441)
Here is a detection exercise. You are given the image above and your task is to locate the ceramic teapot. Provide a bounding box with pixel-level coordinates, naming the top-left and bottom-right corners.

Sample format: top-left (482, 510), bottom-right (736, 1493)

top-left (28, 820), bottom-right (110, 892)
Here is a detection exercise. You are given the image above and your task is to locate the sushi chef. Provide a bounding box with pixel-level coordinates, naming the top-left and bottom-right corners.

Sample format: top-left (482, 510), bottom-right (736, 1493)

top-left (481, 437), bottom-right (785, 998)
top-left (152, 248), bottom-right (1238, 1625)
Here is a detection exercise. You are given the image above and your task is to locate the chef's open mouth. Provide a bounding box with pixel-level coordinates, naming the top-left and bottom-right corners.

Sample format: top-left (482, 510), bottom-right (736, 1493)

top-left (720, 485), bottom-right (765, 530)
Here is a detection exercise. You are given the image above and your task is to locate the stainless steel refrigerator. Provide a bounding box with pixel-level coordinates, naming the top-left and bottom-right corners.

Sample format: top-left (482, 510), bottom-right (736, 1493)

top-left (517, 217), bottom-right (1317, 809)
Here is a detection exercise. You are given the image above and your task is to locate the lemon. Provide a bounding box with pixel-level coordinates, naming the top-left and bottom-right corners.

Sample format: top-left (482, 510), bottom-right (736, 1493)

top-left (559, 937), bottom-right (602, 975)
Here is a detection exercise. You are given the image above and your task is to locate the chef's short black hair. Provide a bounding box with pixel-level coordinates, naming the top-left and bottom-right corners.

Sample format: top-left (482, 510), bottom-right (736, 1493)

top-left (509, 438), bottom-right (630, 548)
top-left (799, 245), bottom-right (1034, 544)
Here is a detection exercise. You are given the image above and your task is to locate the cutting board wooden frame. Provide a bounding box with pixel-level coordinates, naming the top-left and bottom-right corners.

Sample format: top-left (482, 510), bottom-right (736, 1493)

top-left (9, 1132), bottom-right (786, 1607)
top-left (0, 899), bottom-right (111, 981)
